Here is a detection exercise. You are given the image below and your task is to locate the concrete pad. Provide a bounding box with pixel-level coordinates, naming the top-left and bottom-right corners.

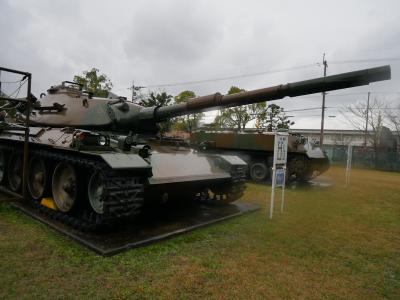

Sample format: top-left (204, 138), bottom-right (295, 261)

top-left (9, 200), bottom-right (259, 256)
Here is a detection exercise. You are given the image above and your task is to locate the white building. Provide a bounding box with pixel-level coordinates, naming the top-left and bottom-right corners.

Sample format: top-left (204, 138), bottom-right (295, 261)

top-left (291, 127), bottom-right (398, 150)
top-left (290, 129), bottom-right (372, 147)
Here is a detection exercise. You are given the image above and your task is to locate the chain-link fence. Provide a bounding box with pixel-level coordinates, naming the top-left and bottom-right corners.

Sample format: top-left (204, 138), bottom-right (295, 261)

top-left (324, 145), bottom-right (400, 171)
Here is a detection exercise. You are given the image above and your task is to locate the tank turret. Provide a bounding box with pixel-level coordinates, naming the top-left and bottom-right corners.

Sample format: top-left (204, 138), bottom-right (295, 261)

top-left (29, 65), bottom-right (391, 133)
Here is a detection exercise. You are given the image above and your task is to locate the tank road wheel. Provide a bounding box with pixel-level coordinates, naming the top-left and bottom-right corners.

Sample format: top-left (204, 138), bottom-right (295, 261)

top-left (28, 156), bottom-right (48, 200)
top-left (249, 162), bottom-right (268, 182)
top-left (7, 153), bottom-right (22, 192)
top-left (0, 150), bottom-right (6, 183)
top-left (88, 171), bottom-right (105, 214)
top-left (211, 168), bottom-right (246, 204)
top-left (52, 162), bottom-right (78, 212)
top-left (289, 156), bottom-right (312, 182)
top-left (211, 185), bottom-right (245, 204)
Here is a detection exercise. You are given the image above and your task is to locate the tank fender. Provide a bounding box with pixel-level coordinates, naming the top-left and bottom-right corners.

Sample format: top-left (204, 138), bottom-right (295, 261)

top-left (213, 154), bottom-right (247, 172)
top-left (303, 142), bottom-right (327, 159)
top-left (216, 154), bottom-right (247, 166)
top-left (100, 153), bottom-right (152, 174)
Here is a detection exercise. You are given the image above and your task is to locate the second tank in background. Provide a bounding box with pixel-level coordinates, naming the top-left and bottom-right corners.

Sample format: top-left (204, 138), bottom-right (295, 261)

top-left (191, 130), bottom-right (329, 182)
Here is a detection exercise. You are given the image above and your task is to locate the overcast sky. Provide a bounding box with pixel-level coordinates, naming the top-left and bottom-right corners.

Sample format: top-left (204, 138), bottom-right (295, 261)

top-left (1, 0), bottom-right (399, 129)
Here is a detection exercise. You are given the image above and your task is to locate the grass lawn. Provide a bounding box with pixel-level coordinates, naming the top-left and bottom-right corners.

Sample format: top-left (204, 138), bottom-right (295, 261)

top-left (0, 166), bottom-right (399, 299)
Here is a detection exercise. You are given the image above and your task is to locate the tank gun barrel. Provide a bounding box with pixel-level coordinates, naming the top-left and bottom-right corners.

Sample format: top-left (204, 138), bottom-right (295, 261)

top-left (152, 65), bottom-right (391, 121)
top-left (24, 65), bottom-right (391, 134)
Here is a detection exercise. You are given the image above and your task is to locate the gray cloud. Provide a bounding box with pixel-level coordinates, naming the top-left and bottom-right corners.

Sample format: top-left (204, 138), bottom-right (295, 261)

top-left (124, 1), bottom-right (223, 62)
top-left (1, 0), bottom-right (399, 129)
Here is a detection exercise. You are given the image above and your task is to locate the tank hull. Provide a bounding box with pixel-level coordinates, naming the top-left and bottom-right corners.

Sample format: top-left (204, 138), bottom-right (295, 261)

top-left (190, 131), bottom-right (329, 182)
top-left (0, 127), bottom-right (246, 230)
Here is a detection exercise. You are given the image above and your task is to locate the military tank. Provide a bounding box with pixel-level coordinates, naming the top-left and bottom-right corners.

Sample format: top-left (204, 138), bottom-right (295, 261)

top-left (191, 130), bottom-right (329, 182)
top-left (0, 65), bottom-right (391, 230)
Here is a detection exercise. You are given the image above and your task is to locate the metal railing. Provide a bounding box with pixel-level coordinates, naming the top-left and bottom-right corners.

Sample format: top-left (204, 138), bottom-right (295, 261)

top-left (0, 66), bottom-right (32, 202)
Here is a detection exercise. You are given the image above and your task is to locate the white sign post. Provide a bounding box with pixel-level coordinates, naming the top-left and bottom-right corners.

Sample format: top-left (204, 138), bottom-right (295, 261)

top-left (345, 144), bottom-right (353, 187)
top-left (269, 132), bottom-right (288, 219)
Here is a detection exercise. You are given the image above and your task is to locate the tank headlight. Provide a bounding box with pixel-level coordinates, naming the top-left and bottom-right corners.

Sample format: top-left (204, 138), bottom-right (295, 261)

top-left (99, 135), bottom-right (107, 146)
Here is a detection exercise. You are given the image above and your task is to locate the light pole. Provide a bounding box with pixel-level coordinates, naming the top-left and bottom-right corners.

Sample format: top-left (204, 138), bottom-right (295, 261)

top-left (364, 92), bottom-right (370, 147)
top-left (320, 54), bottom-right (328, 146)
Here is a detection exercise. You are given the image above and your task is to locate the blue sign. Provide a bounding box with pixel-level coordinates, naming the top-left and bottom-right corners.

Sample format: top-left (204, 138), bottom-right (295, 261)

top-left (275, 169), bottom-right (286, 187)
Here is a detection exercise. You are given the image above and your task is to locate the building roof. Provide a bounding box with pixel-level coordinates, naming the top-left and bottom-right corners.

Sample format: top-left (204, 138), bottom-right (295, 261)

top-left (290, 127), bottom-right (395, 135)
top-left (291, 128), bottom-right (370, 135)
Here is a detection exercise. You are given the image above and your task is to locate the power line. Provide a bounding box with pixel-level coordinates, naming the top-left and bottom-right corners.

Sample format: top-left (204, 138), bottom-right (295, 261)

top-left (144, 56), bottom-right (400, 89)
top-left (278, 91), bottom-right (400, 101)
top-left (283, 106), bottom-right (327, 112)
top-left (145, 63), bottom-right (318, 88)
top-left (325, 91), bottom-right (400, 97)
top-left (292, 114), bottom-right (323, 117)
top-left (284, 106), bottom-right (400, 113)
top-left (330, 57), bottom-right (400, 64)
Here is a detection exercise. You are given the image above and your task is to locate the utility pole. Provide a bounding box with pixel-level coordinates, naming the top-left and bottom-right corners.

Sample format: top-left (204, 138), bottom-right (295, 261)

top-left (320, 53), bottom-right (328, 146)
top-left (128, 80), bottom-right (144, 102)
top-left (364, 91), bottom-right (370, 147)
top-left (130, 80), bottom-right (135, 101)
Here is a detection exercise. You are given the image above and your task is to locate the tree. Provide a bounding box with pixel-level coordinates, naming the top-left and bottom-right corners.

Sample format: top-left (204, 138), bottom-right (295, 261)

top-left (73, 68), bottom-right (113, 97)
top-left (138, 91), bottom-right (173, 107)
top-left (173, 90), bottom-right (204, 133)
top-left (342, 98), bottom-right (388, 167)
top-left (385, 102), bottom-right (400, 147)
top-left (138, 91), bottom-right (174, 134)
top-left (261, 104), bottom-right (294, 132)
top-left (215, 86), bottom-right (266, 130)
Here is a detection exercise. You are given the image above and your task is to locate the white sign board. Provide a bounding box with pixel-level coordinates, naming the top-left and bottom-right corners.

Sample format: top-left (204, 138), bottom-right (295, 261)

top-left (273, 134), bottom-right (289, 165)
top-left (269, 132), bottom-right (289, 219)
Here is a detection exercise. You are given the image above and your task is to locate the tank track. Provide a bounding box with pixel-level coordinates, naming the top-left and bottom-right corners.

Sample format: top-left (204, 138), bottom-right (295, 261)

top-left (0, 144), bottom-right (145, 231)
top-left (287, 154), bottom-right (314, 181)
top-left (211, 164), bottom-right (247, 203)
top-left (227, 165), bottom-right (247, 200)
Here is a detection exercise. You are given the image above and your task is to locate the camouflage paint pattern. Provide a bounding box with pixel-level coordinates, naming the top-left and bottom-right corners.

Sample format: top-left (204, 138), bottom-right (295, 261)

top-left (190, 131), bottom-right (329, 181)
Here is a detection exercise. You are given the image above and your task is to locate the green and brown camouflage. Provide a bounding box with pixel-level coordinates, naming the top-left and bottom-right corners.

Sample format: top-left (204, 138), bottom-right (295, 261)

top-left (190, 131), bottom-right (329, 181)
top-left (0, 65), bottom-right (391, 230)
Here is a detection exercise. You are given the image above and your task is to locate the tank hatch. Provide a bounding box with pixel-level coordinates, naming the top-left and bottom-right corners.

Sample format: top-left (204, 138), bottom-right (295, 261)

top-left (47, 81), bottom-right (83, 97)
